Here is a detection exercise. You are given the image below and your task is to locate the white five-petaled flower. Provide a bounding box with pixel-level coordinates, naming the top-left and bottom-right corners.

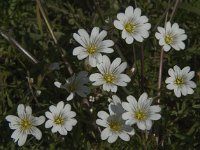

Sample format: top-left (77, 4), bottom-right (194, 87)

top-left (6, 104), bottom-right (45, 146)
top-left (155, 21), bottom-right (187, 52)
top-left (96, 110), bottom-right (134, 143)
top-left (114, 6), bottom-right (151, 44)
top-left (45, 101), bottom-right (77, 135)
top-left (122, 93), bottom-right (161, 130)
top-left (54, 71), bottom-right (90, 101)
top-left (73, 27), bottom-right (114, 67)
top-left (89, 55), bottom-right (131, 92)
top-left (165, 65), bottom-right (196, 97)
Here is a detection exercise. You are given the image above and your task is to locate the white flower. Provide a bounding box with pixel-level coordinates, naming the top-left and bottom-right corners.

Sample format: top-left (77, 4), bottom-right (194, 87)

top-left (45, 101), bottom-right (77, 135)
top-left (73, 27), bottom-right (114, 67)
top-left (89, 55), bottom-right (131, 92)
top-left (54, 71), bottom-right (90, 101)
top-left (114, 6), bottom-right (151, 44)
top-left (5, 104), bottom-right (45, 146)
top-left (122, 93), bottom-right (161, 130)
top-left (96, 111), bottom-right (135, 143)
top-left (155, 21), bottom-right (187, 52)
top-left (165, 65), bottom-right (196, 97)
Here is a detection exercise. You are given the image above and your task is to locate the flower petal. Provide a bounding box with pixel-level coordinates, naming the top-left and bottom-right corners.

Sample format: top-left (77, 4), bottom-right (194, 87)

top-left (125, 36), bottom-right (134, 44)
top-left (114, 20), bottom-right (123, 30)
top-left (97, 111), bottom-right (109, 120)
top-left (125, 6), bottom-right (134, 18)
top-left (96, 119), bottom-right (107, 127)
top-left (45, 120), bottom-right (53, 128)
top-left (119, 132), bottom-right (130, 141)
top-left (150, 114), bottom-right (161, 120)
top-left (67, 92), bottom-right (75, 101)
top-left (31, 127), bottom-right (42, 140)
top-left (145, 120), bottom-right (152, 130)
top-left (150, 105), bottom-right (161, 112)
top-left (17, 132), bottom-right (27, 146)
top-left (137, 121), bottom-right (146, 130)
top-left (32, 116), bottom-right (45, 126)
top-left (73, 33), bottom-right (86, 47)
top-left (73, 46), bottom-right (85, 56)
top-left (101, 128), bottom-right (111, 140)
top-left (108, 133), bottom-right (118, 143)
top-left (6, 115), bottom-right (20, 124)
top-left (25, 106), bottom-right (32, 115)
top-left (17, 104), bottom-right (25, 118)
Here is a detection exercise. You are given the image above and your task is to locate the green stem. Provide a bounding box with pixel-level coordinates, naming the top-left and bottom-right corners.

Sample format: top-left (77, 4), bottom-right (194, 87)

top-left (140, 44), bottom-right (145, 92)
top-left (27, 72), bottom-right (40, 106)
top-left (36, 0), bottom-right (57, 44)
top-left (143, 130), bottom-right (148, 150)
top-left (157, 0), bottom-right (180, 103)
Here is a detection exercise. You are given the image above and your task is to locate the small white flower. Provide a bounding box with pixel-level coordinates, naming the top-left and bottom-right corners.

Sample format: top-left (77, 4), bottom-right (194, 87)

top-left (54, 71), bottom-right (90, 101)
top-left (155, 21), bottom-right (187, 52)
top-left (89, 55), bottom-right (131, 92)
top-left (114, 6), bottom-right (151, 44)
top-left (96, 111), bottom-right (135, 143)
top-left (6, 104), bottom-right (45, 146)
top-left (73, 27), bottom-right (114, 67)
top-left (122, 93), bottom-right (161, 130)
top-left (36, 90), bottom-right (41, 96)
top-left (165, 65), bottom-right (196, 97)
top-left (89, 96), bottom-right (95, 102)
top-left (45, 101), bottom-right (77, 135)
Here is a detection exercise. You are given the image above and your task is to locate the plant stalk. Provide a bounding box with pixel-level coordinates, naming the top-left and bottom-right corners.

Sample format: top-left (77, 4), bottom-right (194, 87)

top-left (0, 29), bottom-right (39, 64)
top-left (36, 0), bottom-right (74, 75)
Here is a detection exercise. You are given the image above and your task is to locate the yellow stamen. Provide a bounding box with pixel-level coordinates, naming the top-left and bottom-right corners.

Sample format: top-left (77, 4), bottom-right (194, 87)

top-left (125, 22), bottom-right (135, 33)
top-left (165, 35), bottom-right (173, 44)
top-left (103, 74), bottom-right (115, 83)
top-left (87, 44), bottom-right (97, 54)
top-left (20, 119), bottom-right (32, 130)
top-left (109, 121), bottom-right (122, 132)
top-left (134, 111), bottom-right (147, 121)
top-left (175, 77), bottom-right (184, 85)
top-left (54, 115), bottom-right (64, 125)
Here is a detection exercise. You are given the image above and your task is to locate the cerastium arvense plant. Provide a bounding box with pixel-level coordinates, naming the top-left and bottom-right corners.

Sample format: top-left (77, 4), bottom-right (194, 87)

top-left (4, 1), bottom-right (197, 149)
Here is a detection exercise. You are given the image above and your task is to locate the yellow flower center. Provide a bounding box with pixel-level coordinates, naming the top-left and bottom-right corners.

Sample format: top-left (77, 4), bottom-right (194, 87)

top-left (103, 74), bottom-right (115, 83)
top-left (87, 44), bottom-right (97, 54)
top-left (68, 84), bottom-right (76, 92)
top-left (134, 111), bottom-right (147, 121)
top-left (20, 118), bottom-right (32, 130)
top-left (54, 115), bottom-right (64, 125)
top-left (165, 35), bottom-right (173, 44)
top-left (109, 121), bottom-right (122, 132)
top-left (175, 77), bottom-right (184, 85)
top-left (125, 22), bottom-right (135, 33)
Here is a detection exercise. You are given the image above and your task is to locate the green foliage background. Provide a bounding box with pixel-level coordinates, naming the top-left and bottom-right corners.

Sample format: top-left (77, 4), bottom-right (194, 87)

top-left (0, 0), bottom-right (200, 149)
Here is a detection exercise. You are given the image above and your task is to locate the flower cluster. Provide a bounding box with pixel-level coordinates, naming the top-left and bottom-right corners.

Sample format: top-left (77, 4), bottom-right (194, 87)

top-left (154, 21), bottom-right (196, 97)
top-left (5, 4), bottom-right (197, 147)
top-left (96, 93), bottom-right (161, 143)
top-left (6, 102), bottom-right (77, 146)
